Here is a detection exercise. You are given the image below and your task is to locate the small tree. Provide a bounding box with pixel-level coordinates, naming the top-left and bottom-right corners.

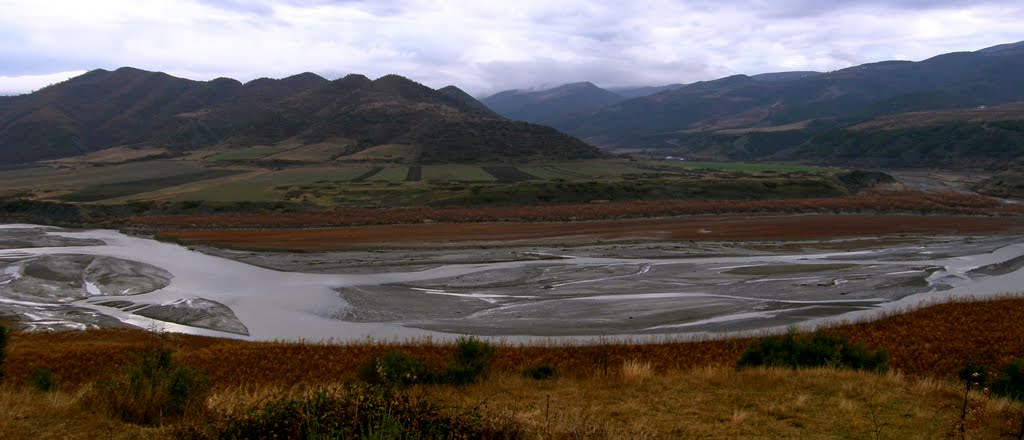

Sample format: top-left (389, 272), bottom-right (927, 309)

top-left (443, 336), bottom-right (495, 385)
top-left (737, 330), bottom-right (888, 372)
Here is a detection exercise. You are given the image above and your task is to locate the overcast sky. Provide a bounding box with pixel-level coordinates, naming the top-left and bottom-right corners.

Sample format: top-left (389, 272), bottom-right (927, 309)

top-left (1, 0), bottom-right (1022, 96)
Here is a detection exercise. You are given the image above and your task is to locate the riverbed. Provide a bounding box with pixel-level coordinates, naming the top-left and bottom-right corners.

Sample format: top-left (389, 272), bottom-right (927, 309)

top-left (1, 224), bottom-right (1022, 342)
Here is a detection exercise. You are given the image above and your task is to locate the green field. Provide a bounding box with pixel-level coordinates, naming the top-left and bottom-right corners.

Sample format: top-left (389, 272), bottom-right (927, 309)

top-left (0, 158), bottom-right (847, 206)
top-left (365, 166), bottom-right (410, 182)
top-left (421, 165), bottom-right (497, 182)
top-left (652, 160), bottom-right (825, 173)
top-left (204, 146), bottom-right (283, 162)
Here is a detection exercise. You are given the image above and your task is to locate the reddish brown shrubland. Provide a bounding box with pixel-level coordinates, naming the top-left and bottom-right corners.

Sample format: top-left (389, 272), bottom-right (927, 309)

top-left (132, 190), bottom-right (1024, 232)
top-left (7, 297), bottom-right (1024, 391)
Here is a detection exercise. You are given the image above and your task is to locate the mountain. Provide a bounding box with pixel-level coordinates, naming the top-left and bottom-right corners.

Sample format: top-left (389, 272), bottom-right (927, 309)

top-left (554, 42), bottom-right (1024, 169)
top-left (0, 69), bottom-right (600, 164)
top-left (750, 71), bottom-right (822, 82)
top-left (480, 82), bottom-right (626, 125)
top-left (608, 83), bottom-right (688, 99)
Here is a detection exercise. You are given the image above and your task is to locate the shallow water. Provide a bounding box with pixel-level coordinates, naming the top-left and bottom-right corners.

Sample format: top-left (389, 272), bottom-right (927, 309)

top-left (1, 224), bottom-right (1022, 342)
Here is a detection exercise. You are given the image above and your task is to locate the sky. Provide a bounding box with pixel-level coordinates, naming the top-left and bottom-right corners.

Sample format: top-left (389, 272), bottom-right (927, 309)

top-left (1, 0), bottom-right (1022, 97)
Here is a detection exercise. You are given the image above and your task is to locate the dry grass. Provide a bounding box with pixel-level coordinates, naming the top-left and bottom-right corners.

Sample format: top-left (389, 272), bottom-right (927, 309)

top-left (8, 297), bottom-right (1024, 392)
top-left (5, 297), bottom-right (1024, 437)
top-left (4, 368), bottom-right (1019, 439)
top-left (0, 384), bottom-right (162, 439)
top-left (433, 367), bottom-right (1019, 439)
top-left (620, 359), bottom-right (654, 382)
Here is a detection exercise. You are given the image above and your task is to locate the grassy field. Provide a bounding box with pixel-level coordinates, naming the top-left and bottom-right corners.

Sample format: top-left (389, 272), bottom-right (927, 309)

top-left (652, 160), bottom-right (825, 173)
top-left (203, 146), bottom-right (282, 162)
top-left (0, 158), bottom-right (839, 205)
top-left (4, 297), bottom-right (1024, 438)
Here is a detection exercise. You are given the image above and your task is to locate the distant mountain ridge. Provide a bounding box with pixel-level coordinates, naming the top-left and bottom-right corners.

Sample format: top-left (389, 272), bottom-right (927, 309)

top-left (480, 82), bottom-right (626, 125)
top-left (0, 68), bottom-right (599, 164)
top-left (481, 70), bottom-right (825, 126)
top-left (546, 41), bottom-right (1024, 169)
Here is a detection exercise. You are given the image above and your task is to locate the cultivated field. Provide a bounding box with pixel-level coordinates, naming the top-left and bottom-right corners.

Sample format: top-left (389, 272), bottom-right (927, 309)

top-left (0, 158), bottom-right (843, 207)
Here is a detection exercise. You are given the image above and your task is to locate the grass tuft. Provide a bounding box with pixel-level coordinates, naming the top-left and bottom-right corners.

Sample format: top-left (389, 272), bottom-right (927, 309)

top-left (621, 359), bottom-right (654, 382)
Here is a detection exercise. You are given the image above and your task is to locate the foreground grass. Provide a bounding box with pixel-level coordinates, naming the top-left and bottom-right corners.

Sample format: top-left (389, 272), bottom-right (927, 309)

top-left (5, 297), bottom-right (1024, 438)
top-left (2, 367), bottom-right (1021, 439)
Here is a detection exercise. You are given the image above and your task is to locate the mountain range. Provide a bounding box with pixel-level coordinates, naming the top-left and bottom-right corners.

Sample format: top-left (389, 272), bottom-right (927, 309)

top-left (2, 41), bottom-right (1023, 169)
top-left (480, 42), bottom-right (1024, 168)
top-left (0, 68), bottom-right (599, 164)
top-left (480, 71), bottom-right (823, 125)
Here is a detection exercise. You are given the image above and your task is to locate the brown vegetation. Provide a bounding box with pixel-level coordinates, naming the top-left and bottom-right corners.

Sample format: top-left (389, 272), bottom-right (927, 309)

top-left (158, 213), bottom-right (1024, 251)
top-left (131, 190), bottom-right (1024, 232)
top-left (5, 297), bottom-right (1024, 438)
top-left (7, 297), bottom-right (1024, 392)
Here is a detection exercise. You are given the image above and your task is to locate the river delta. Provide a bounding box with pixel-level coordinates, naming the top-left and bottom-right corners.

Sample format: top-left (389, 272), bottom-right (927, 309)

top-left (2, 223), bottom-right (1022, 342)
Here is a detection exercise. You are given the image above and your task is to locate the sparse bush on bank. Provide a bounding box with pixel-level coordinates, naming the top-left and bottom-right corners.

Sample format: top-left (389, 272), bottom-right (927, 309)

top-left (0, 324), bottom-right (6, 378)
top-left (443, 336), bottom-right (494, 385)
top-left (737, 330), bottom-right (889, 372)
top-left (358, 350), bottom-right (436, 386)
top-left (28, 368), bottom-right (55, 392)
top-left (357, 336), bottom-right (495, 387)
top-left (176, 384), bottom-right (524, 440)
top-left (993, 359), bottom-right (1024, 401)
top-left (88, 347), bottom-right (210, 426)
top-left (523, 363), bottom-right (556, 380)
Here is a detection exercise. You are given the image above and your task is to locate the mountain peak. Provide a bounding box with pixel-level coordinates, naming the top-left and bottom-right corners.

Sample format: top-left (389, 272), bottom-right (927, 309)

top-left (977, 40), bottom-right (1024, 55)
top-left (0, 68), bottom-right (599, 164)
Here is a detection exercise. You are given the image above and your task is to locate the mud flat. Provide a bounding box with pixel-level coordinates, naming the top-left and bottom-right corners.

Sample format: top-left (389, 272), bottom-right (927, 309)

top-left (1, 224), bottom-right (1023, 342)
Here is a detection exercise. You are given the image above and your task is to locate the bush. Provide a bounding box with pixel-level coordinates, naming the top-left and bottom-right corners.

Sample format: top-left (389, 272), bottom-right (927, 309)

top-left (176, 384), bottom-right (524, 439)
top-left (992, 359), bottom-right (1024, 401)
top-left (358, 350), bottom-right (435, 387)
top-left (523, 364), bottom-right (557, 380)
top-left (29, 368), bottom-right (55, 392)
top-left (737, 330), bottom-right (888, 372)
top-left (0, 324), bottom-right (6, 378)
top-left (90, 347), bottom-right (210, 426)
top-left (443, 336), bottom-right (495, 385)
top-left (357, 337), bottom-right (496, 388)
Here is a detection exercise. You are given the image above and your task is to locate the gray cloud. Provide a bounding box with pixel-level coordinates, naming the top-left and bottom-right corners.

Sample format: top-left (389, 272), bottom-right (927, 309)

top-left (0, 0), bottom-right (1021, 96)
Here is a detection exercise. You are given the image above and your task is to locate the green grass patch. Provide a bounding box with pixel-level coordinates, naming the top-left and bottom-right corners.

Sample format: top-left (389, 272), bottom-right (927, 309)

top-left (655, 161), bottom-right (826, 173)
top-left (365, 166), bottom-right (410, 182)
top-left (204, 146), bottom-right (282, 162)
top-left (421, 165), bottom-right (496, 182)
top-left (0, 161), bottom-right (209, 192)
top-left (434, 178), bottom-right (845, 206)
top-left (517, 161), bottom-right (648, 179)
top-left (60, 170), bottom-right (243, 202)
top-left (482, 166), bottom-right (539, 182)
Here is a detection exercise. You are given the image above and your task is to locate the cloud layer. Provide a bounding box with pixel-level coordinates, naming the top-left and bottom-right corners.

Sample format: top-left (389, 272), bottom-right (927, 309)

top-left (1, 0), bottom-right (1022, 96)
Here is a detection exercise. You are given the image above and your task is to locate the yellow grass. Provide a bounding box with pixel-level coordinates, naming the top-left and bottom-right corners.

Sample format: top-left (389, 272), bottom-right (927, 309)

top-left (4, 366), bottom-right (1022, 439)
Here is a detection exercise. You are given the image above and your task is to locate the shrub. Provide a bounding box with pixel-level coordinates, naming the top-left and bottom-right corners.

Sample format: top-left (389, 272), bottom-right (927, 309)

top-left (737, 330), bottom-right (888, 372)
top-left (28, 368), bottom-right (55, 392)
top-left (358, 350), bottom-right (435, 387)
top-left (442, 336), bottom-right (495, 385)
top-left (176, 384), bottom-right (524, 439)
top-left (90, 347), bottom-right (210, 426)
top-left (992, 359), bottom-right (1024, 401)
top-left (0, 324), bottom-right (6, 378)
top-left (523, 364), bottom-right (557, 380)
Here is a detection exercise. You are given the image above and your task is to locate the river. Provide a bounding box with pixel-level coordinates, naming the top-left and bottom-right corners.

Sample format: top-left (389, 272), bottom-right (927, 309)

top-left (1, 224), bottom-right (1022, 342)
